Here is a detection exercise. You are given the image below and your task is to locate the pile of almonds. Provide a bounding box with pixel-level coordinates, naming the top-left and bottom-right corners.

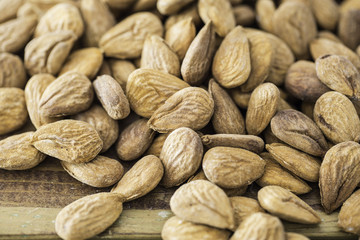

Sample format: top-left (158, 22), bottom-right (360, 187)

top-left (1, 0), bottom-right (360, 239)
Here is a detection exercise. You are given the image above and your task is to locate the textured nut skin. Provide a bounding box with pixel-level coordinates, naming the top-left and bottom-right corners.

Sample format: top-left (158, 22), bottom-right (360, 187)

top-left (99, 12), bottom-right (163, 59)
top-left (148, 87), bottom-right (214, 133)
top-left (157, 0), bottom-right (195, 15)
top-left (338, 189), bottom-right (360, 235)
top-left (271, 109), bottom-right (328, 157)
top-left (109, 59), bottom-right (136, 90)
top-left (55, 193), bottom-right (123, 240)
top-left (203, 147), bottom-right (265, 189)
top-left (32, 120), bottom-right (103, 163)
top-left (319, 141), bottom-right (360, 213)
top-left (73, 105), bottom-right (119, 153)
top-left (256, 0), bottom-right (275, 33)
top-left (0, 0), bottom-right (23, 23)
top-left (311, 0), bottom-right (339, 31)
top-left (258, 186), bottom-right (321, 224)
top-left (116, 119), bottom-right (155, 161)
top-left (61, 155), bottom-right (124, 188)
top-left (230, 197), bottom-right (264, 230)
top-left (0, 88), bottom-right (28, 135)
top-left (170, 180), bottom-right (235, 229)
top-left (39, 71), bottom-right (94, 117)
top-left (338, 9), bottom-right (360, 50)
top-left (160, 127), bottom-right (203, 188)
top-left (0, 53), bottom-right (27, 88)
top-left (126, 69), bottom-right (189, 118)
top-left (145, 133), bottom-right (169, 157)
top-left (0, 132), bottom-right (46, 170)
top-left (165, 3), bottom-right (202, 30)
top-left (111, 155), bottom-right (164, 202)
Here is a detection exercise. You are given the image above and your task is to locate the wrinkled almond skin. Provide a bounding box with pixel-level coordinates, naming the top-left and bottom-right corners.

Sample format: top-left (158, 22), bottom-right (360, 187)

top-left (99, 12), bottom-right (163, 59)
top-left (311, 0), bottom-right (339, 31)
top-left (203, 147), bottom-right (265, 189)
top-left (116, 119), bottom-right (155, 161)
top-left (126, 69), bottom-right (190, 118)
top-left (271, 109), bottom-right (328, 157)
top-left (209, 79), bottom-right (245, 134)
top-left (181, 21), bottom-right (216, 86)
top-left (319, 141), bottom-right (360, 213)
top-left (165, 3), bottom-right (202, 30)
top-left (266, 143), bottom-right (321, 182)
top-left (160, 127), bottom-right (203, 188)
top-left (39, 71), bottom-right (94, 117)
top-left (0, 132), bottom-right (46, 170)
top-left (212, 26), bottom-right (251, 88)
top-left (111, 155), bottom-right (164, 202)
top-left (256, 153), bottom-right (312, 195)
top-left (170, 180), bottom-right (235, 230)
top-left (32, 120), bottom-right (103, 163)
top-left (55, 193), bottom-right (123, 240)
top-left (0, 53), bottom-right (27, 88)
top-left (61, 155), bottom-right (124, 188)
top-left (230, 213), bottom-right (285, 240)
top-left (258, 186), bottom-right (321, 224)
top-left (201, 134), bottom-right (264, 154)
top-left (246, 83), bottom-right (280, 135)
top-left (314, 91), bottom-right (360, 144)
top-left (24, 31), bottom-right (77, 76)
top-left (338, 189), bottom-right (360, 235)
top-left (0, 88), bottom-right (28, 135)
top-left (148, 87), bottom-right (214, 133)
top-left (109, 59), bottom-right (136, 90)
top-left (230, 197), bottom-right (264, 230)
top-left (93, 75), bottom-right (130, 120)
top-left (338, 9), bottom-right (360, 51)
top-left (145, 133), bottom-right (169, 157)
top-left (73, 105), bottom-right (119, 153)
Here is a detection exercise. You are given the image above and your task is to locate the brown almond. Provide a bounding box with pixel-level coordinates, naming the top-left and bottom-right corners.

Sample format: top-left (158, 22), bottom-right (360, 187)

top-left (233, 5), bottom-right (255, 27)
top-left (157, 0), bottom-right (195, 15)
top-left (230, 197), bottom-right (265, 230)
top-left (255, 0), bottom-right (275, 33)
top-left (338, 189), bottom-right (360, 235)
top-left (145, 133), bottom-right (169, 157)
top-left (338, 9), bottom-right (360, 50)
top-left (0, 52), bottom-right (27, 88)
top-left (286, 232), bottom-right (310, 240)
top-left (0, 0), bottom-right (23, 23)
top-left (108, 59), bottom-right (136, 90)
top-left (310, 0), bottom-right (339, 31)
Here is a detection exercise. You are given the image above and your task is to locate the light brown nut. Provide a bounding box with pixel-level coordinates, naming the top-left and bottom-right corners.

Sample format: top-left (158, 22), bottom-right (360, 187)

top-left (24, 31), bottom-right (77, 76)
top-left (310, 0), bottom-right (339, 31)
top-left (0, 16), bottom-right (37, 53)
top-left (263, 125), bottom-right (284, 145)
top-left (256, 153), bottom-right (312, 195)
top-left (266, 143), bottom-right (321, 182)
top-left (141, 35), bottom-right (180, 77)
top-left (271, 109), bottom-right (328, 157)
top-left (116, 118), bottom-right (155, 161)
top-left (132, 0), bottom-right (157, 11)
top-left (319, 141), bottom-right (360, 213)
top-left (165, 17), bottom-right (196, 61)
top-left (55, 192), bottom-right (123, 240)
top-left (0, 0), bottom-right (24, 23)
top-left (126, 69), bottom-right (190, 118)
top-left (93, 75), bottom-right (130, 120)
top-left (272, 1), bottom-right (317, 59)
top-left (108, 59), bottom-right (136, 90)
top-left (340, 0), bottom-right (360, 14)
top-left (230, 213), bottom-right (285, 240)
top-left (240, 29), bottom-right (274, 92)
top-left (314, 91), bottom-right (360, 144)
top-left (316, 54), bottom-right (360, 100)
top-left (203, 147), bottom-right (265, 189)
top-left (230, 197), bottom-right (264, 230)
top-left (59, 48), bottom-right (103, 80)
top-left (99, 12), bottom-right (163, 59)
top-left (111, 155), bottom-right (164, 201)
top-left (170, 180), bottom-right (235, 229)
top-left (39, 71), bottom-right (93, 117)
top-left (258, 186), bottom-right (321, 224)
top-left (32, 120), bottom-right (103, 163)
top-left (160, 127), bottom-right (203, 188)
top-left (181, 21), bottom-right (216, 86)
top-left (229, 89), bottom-right (251, 109)
top-left (310, 38), bottom-right (360, 71)
top-left (198, 0), bottom-right (235, 37)
top-left (338, 189), bottom-right (360, 235)
top-left (162, 216), bottom-right (230, 240)
top-left (0, 88), bottom-right (28, 135)
top-left (285, 60), bottom-right (330, 102)
top-left (338, 9), bottom-right (360, 51)
top-left (16, 2), bottom-right (44, 20)
top-left (0, 52), bottom-right (26, 88)
top-left (80, 0), bottom-right (116, 47)
top-left (148, 87), bottom-right (214, 133)
top-left (201, 134), bottom-right (264, 154)
top-left (246, 83), bottom-right (280, 135)
top-left (212, 26), bottom-right (251, 88)
top-left (73, 105), bottom-right (119, 153)
top-left (61, 155), bottom-right (124, 188)
top-left (255, 0), bottom-right (275, 33)
top-left (103, 0), bottom-right (137, 10)
top-left (209, 79), bottom-right (245, 134)
top-left (145, 133), bottom-right (169, 157)
top-left (0, 132), bottom-right (45, 170)
top-left (286, 232), bottom-right (310, 240)
top-left (157, 0), bottom-right (195, 15)
top-left (35, 3), bottom-right (84, 39)
top-left (25, 74), bottom-right (61, 129)
top-left (165, 3), bottom-right (202, 30)
top-left (233, 5), bottom-right (255, 26)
